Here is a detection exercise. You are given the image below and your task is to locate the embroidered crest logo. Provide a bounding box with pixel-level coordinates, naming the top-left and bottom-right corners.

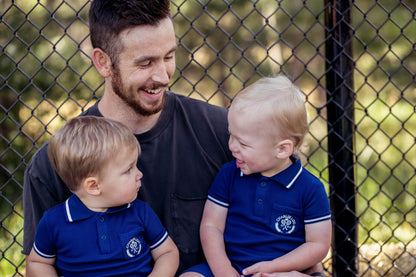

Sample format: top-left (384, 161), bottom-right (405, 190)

top-left (126, 237), bottom-right (142, 258)
top-left (275, 215), bottom-right (296, 234)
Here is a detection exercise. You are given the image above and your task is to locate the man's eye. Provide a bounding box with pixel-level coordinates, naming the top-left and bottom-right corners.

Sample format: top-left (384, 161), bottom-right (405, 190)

top-left (139, 60), bottom-right (151, 67)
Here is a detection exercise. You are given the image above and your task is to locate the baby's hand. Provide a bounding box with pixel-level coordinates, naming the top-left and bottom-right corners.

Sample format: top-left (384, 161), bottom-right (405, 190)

top-left (242, 261), bottom-right (274, 276)
top-left (223, 265), bottom-right (242, 277)
top-left (245, 271), bottom-right (314, 277)
top-left (261, 272), bottom-right (307, 277)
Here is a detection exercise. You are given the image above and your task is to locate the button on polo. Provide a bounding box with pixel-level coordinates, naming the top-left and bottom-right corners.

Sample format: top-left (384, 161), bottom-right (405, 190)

top-left (97, 215), bottom-right (111, 253)
top-left (254, 178), bottom-right (268, 217)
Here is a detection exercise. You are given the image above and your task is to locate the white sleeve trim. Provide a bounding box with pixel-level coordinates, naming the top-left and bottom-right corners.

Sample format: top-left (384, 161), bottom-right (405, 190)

top-left (207, 195), bottom-right (229, 207)
top-left (150, 231), bottom-right (168, 249)
top-left (304, 214), bottom-right (332, 224)
top-left (33, 243), bottom-right (56, 259)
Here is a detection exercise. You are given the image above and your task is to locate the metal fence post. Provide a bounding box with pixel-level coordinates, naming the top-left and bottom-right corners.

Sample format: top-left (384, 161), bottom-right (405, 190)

top-left (324, 0), bottom-right (358, 276)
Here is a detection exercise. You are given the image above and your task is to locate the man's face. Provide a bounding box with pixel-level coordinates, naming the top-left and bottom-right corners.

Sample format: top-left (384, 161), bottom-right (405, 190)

top-left (110, 17), bottom-right (177, 116)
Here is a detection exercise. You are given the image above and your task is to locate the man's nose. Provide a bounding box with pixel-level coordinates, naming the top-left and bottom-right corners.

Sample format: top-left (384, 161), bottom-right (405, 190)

top-left (152, 61), bottom-right (170, 85)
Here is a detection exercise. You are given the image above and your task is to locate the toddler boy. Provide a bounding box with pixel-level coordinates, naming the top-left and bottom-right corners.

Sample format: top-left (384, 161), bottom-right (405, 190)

top-left (27, 116), bottom-right (179, 277)
top-left (182, 76), bottom-right (331, 277)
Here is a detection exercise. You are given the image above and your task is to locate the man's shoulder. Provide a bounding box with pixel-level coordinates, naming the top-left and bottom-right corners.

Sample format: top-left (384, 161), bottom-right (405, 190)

top-left (26, 142), bottom-right (51, 175)
top-left (171, 92), bottom-right (228, 114)
top-left (80, 101), bottom-right (101, 116)
top-left (169, 92), bottom-right (230, 140)
top-left (27, 103), bottom-right (100, 177)
top-left (24, 140), bottom-right (68, 197)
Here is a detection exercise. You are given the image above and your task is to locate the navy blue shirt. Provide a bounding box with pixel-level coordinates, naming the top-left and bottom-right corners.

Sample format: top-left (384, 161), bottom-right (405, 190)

top-left (33, 195), bottom-right (168, 276)
top-left (208, 158), bottom-right (331, 272)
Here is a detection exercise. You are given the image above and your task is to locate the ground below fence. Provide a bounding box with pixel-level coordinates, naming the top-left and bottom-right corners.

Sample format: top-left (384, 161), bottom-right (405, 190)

top-left (323, 242), bottom-right (416, 276)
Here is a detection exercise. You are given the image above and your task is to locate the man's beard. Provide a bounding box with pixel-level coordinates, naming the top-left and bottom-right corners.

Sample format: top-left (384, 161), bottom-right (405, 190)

top-left (111, 66), bottom-right (166, 116)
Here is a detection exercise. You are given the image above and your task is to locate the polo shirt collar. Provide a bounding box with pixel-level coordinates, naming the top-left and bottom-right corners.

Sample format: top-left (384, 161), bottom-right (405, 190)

top-left (64, 194), bottom-right (132, 223)
top-left (269, 157), bottom-right (302, 189)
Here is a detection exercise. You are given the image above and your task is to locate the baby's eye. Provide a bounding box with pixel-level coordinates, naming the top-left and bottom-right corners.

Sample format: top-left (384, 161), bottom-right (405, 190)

top-left (239, 141), bottom-right (251, 148)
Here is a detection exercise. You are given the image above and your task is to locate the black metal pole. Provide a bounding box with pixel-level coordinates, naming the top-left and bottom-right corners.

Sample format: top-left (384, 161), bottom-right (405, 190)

top-left (324, 1), bottom-right (357, 276)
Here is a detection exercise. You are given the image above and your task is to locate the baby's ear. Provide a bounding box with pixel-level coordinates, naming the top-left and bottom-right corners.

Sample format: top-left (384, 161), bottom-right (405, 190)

top-left (82, 176), bottom-right (101, 196)
top-left (276, 139), bottom-right (294, 159)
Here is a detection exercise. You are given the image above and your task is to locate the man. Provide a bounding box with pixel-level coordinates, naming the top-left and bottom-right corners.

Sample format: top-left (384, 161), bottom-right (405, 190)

top-left (23, 0), bottom-right (232, 274)
top-left (23, 1), bottom-right (325, 276)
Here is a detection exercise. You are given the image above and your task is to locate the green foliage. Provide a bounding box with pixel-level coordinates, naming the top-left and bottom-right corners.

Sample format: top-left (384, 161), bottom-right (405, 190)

top-left (1, 0), bottom-right (416, 275)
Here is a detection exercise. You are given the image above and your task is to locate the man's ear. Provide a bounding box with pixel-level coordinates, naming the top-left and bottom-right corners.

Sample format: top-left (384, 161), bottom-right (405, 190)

top-left (276, 139), bottom-right (294, 159)
top-left (91, 48), bottom-right (112, 78)
top-left (82, 176), bottom-right (101, 196)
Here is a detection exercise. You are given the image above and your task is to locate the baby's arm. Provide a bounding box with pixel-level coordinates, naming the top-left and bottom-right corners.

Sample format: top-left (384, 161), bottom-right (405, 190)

top-left (26, 248), bottom-right (58, 277)
top-left (242, 219), bottom-right (332, 275)
top-left (149, 236), bottom-right (179, 277)
top-left (200, 200), bottom-right (241, 277)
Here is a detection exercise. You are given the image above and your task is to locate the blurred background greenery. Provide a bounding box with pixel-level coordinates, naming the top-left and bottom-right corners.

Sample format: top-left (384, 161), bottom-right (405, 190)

top-left (1, 0), bottom-right (415, 276)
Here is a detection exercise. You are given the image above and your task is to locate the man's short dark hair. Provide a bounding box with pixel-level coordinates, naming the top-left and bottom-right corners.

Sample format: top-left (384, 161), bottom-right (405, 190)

top-left (89, 0), bottom-right (171, 64)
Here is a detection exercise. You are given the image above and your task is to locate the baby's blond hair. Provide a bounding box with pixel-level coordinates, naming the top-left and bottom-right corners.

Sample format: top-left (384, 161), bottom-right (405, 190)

top-left (230, 75), bottom-right (308, 151)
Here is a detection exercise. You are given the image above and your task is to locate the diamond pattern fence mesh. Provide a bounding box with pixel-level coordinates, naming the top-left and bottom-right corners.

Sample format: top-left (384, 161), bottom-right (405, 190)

top-left (1, 0), bottom-right (416, 276)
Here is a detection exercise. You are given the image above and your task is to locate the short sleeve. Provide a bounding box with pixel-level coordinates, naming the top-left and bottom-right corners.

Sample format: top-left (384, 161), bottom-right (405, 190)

top-left (207, 162), bottom-right (237, 208)
top-left (140, 202), bottom-right (168, 249)
top-left (33, 212), bottom-right (56, 259)
top-left (303, 173), bottom-right (331, 224)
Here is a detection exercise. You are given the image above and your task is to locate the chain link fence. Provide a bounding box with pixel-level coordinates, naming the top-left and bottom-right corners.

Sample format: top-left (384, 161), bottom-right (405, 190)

top-left (1, 0), bottom-right (416, 276)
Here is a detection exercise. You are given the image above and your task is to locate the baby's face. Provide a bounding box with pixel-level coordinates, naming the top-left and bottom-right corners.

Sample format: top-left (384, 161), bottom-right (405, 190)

top-left (228, 107), bottom-right (283, 177)
top-left (98, 147), bottom-right (142, 207)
